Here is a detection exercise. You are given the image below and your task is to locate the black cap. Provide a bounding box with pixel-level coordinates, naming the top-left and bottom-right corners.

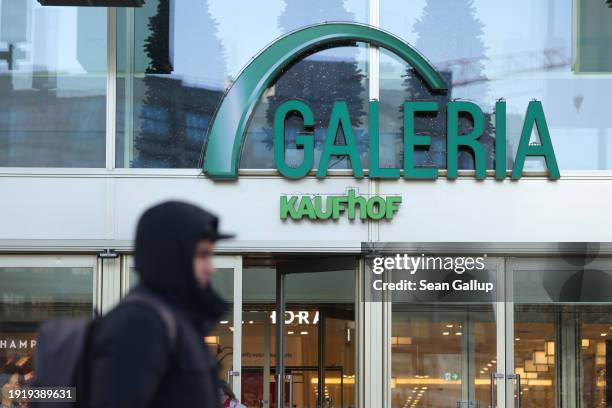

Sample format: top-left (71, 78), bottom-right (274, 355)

top-left (204, 213), bottom-right (235, 242)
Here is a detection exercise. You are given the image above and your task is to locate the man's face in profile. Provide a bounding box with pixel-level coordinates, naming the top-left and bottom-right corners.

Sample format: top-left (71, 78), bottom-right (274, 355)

top-left (193, 240), bottom-right (215, 288)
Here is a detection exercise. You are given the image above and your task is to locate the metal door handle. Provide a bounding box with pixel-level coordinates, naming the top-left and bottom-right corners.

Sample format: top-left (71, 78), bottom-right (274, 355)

top-left (507, 374), bottom-right (522, 408)
top-left (227, 369), bottom-right (240, 384)
top-left (285, 374), bottom-right (294, 408)
top-left (489, 373), bottom-right (504, 408)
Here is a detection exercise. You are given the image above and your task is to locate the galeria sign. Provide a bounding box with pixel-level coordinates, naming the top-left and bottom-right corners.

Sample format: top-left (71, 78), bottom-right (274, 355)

top-left (201, 23), bottom-right (560, 221)
top-left (274, 99), bottom-right (559, 180)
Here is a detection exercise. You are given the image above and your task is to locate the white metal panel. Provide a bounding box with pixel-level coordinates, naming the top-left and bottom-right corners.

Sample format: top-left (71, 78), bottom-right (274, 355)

top-left (112, 175), bottom-right (372, 247)
top-left (378, 177), bottom-right (612, 242)
top-left (1, 175), bottom-right (612, 248)
top-left (0, 177), bottom-right (109, 240)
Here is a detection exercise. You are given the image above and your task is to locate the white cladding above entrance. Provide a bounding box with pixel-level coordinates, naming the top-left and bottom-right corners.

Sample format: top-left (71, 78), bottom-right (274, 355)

top-left (0, 173), bottom-right (611, 251)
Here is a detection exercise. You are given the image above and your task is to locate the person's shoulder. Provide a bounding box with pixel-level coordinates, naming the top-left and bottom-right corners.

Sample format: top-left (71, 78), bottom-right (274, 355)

top-left (97, 300), bottom-right (168, 338)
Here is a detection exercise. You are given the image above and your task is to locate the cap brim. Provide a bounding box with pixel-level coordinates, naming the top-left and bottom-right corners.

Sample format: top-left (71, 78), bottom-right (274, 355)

top-left (212, 232), bottom-right (235, 241)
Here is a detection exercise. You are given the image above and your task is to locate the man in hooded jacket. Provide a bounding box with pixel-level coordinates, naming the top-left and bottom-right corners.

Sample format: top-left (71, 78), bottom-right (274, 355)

top-left (87, 201), bottom-right (233, 408)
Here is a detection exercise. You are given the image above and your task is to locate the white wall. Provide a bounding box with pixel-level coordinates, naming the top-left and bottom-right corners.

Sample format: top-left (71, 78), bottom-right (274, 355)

top-left (0, 172), bottom-right (610, 252)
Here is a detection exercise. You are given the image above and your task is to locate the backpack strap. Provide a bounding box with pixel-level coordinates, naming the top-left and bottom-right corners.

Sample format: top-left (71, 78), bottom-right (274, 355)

top-left (122, 291), bottom-right (177, 352)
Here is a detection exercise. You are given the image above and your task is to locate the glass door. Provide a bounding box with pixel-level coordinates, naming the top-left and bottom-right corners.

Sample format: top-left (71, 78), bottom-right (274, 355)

top-left (508, 256), bottom-right (612, 408)
top-left (388, 256), bottom-right (506, 408)
top-left (276, 257), bottom-right (357, 408)
top-left (240, 257), bottom-right (357, 408)
top-left (124, 255), bottom-right (243, 397)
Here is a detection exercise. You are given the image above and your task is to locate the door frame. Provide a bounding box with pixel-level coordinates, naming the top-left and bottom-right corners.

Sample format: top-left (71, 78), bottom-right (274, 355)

top-left (275, 256), bottom-right (359, 408)
top-left (380, 256), bottom-right (509, 408)
top-left (124, 254), bottom-right (244, 397)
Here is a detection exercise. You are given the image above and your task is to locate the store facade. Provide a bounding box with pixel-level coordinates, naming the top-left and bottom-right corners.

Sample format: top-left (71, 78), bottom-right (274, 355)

top-left (1, 1), bottom-right (612, 407)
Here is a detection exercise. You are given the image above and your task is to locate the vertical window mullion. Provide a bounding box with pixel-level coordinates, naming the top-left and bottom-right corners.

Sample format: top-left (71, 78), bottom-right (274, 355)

top-left (106, 7), bottom-right (117, 170)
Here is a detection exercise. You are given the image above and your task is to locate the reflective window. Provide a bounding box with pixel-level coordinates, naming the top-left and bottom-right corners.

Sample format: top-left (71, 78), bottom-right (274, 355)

top-left (241, 45), bottom-right (369, 170)
top-left (381, 0), bottom-right (612, 171)
top-left (116, 0), bottom-right (367, 168)
top-left (0, 2), bottom-right (107, 167)
top-left (576, 0), bottom-right (612, 73)
top-left (0, 263), bottom-right (94, 397)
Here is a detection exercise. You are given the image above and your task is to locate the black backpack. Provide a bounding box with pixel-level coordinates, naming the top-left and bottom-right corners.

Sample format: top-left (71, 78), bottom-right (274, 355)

top-left (31, 289), bottom-right (177, 408)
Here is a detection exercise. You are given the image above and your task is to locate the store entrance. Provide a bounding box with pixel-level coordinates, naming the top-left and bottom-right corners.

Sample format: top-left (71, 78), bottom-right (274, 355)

top-left (391, 304), bottom-right (500, 408)
top-left (240, 257), bottom-right (357, 408)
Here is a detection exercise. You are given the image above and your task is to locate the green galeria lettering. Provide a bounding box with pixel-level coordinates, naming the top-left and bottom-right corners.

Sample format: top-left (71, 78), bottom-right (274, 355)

top-left (274, 100), bottom-right (314, 179)
top-left (447, 101), bottom-right (486, 180)
top-left (512, 100), bottom-right (560, 180)
top-left (370, 100), bottom-right (400, 179)
top-left (495, 99), bottom-right (507, 180)
top-left (273, 99), bottom-right (559, 181)
top-left (404, 101), bottom-right (439, 179)
top-left (280, 189), bottom-right (402, 220)
top-left (316, 101), bottom-right (364, 178)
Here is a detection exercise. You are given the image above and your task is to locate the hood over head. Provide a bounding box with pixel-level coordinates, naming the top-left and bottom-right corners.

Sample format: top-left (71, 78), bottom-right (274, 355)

top-left (134, 201), bottom-right (233, 322)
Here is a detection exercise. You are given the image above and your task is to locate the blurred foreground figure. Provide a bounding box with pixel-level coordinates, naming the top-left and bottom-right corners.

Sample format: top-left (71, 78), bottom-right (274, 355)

top-left (88, 201), bottom-right (233, 408)
top-left (220, 381), bottom-right (246, 408)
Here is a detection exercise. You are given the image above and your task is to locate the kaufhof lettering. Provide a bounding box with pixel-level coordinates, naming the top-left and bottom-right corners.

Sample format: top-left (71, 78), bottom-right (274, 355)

top-left (280, 189), bottom-right (401, 221)
top-left (274, 99), bottom-right (559, 180)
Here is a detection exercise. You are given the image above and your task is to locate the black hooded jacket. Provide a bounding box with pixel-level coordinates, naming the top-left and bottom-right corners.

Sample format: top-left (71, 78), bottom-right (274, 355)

top-left (88, 201), bottom-right (229, 408)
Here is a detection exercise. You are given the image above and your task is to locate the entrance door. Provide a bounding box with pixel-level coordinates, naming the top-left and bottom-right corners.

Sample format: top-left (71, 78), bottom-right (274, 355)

top-left (125, 255), bottom-right (243, 398)
top-left (276, 257), bottom-right (357, 408)
top-left (240, 257), bottom-right (357, 408)
top-left (388, 256), bottom-right (506, 408)
top-left (508, 256), bottom-right (612, 408)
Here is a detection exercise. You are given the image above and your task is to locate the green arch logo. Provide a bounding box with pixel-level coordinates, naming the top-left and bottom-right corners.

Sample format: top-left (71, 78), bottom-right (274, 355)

top-left (202, 22), bottom-right (447, 180)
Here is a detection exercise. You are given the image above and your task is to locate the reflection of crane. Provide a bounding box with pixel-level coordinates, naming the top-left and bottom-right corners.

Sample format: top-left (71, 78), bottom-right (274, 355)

top-left (435, 48), bottom-right (570, 87)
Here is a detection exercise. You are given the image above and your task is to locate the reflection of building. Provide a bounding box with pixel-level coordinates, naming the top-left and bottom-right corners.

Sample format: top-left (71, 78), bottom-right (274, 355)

top-left (401, 70), bottom-right (495, 170)
top-left (133, 75), bottom-right (223, 167)
top-left (0, 75), bottom-right (106, 166)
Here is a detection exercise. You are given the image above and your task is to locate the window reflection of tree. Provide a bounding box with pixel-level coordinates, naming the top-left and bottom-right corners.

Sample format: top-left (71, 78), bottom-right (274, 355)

top-left (264, 0), bottom-right (367, 171)
top-left (403, 0), bottom-right (495, 171)
top-left (135, 0), bottom-right (227, 168)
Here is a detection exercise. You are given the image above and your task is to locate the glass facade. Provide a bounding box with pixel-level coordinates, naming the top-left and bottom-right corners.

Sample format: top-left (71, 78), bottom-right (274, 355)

top-left (381, 0), bottom-right (612, 171)
top-left (0, 259), bottom-right (94, 396)
top-left (0, 2), bottom-right (107, 167)
top-left (0, 1), bottom-right (608, 171)
top-left (115, 0), bottom-right (368, 168)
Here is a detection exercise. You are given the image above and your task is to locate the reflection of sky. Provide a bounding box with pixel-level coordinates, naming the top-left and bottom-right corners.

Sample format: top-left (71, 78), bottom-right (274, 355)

top-left (380, 0), bottom-right (611, 170)
top-left (0, 3), bottom-right (89, 74)
top-left (210, 0), bottom-right (367, 79)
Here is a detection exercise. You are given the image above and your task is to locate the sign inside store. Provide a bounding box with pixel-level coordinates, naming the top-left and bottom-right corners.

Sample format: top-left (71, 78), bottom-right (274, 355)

top-left (270, 310), bottom-right (319, 325)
